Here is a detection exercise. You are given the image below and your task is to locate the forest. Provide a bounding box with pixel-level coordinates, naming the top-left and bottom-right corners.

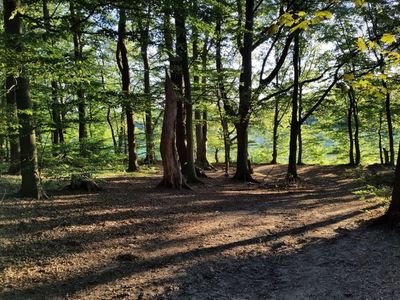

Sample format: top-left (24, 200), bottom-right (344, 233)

top-left (1, 0), bottom-right (400, 298)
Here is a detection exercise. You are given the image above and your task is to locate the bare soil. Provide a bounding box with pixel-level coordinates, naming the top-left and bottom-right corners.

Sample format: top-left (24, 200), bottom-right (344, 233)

top-left (1, 165), bottom-right (398, 300)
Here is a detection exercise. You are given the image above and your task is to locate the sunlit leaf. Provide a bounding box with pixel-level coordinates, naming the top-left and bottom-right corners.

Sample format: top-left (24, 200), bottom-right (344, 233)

top-left (381, 33), bottom-right (396, 44)
top-left (357, 37), bottom-right (368, 52)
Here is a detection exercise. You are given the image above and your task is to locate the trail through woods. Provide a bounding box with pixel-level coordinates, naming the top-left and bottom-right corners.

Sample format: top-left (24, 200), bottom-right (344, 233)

top-left (1, 165), bottom-right (399, 299)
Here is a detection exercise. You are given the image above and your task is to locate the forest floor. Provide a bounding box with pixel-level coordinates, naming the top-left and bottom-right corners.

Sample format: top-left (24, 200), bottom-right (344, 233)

top-left (1, 164), bottom-right (400, 299)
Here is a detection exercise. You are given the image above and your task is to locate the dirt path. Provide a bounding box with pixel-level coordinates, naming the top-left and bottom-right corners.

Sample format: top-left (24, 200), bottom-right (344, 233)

top-left (0, 165), bottom-right (397, 299)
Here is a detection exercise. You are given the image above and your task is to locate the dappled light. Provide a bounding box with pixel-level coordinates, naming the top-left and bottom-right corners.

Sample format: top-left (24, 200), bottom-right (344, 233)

top-left (1, 0), bottom-right (400, 298)
top-left (0, 165), bottom-right (392, 299)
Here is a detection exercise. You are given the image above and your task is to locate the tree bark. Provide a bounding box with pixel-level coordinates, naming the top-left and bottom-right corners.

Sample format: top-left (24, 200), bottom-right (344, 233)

top-left (174, 1), bottom-right (198, 183)
top-left (16, 74), bottom-right (43, 198)
top-left (196, 41), bottom-right (211, 169)
top-left (384, 85), bottom-right (394, 166)
top-left (70, 1), bottom-right (87, 149)
top-left (117, 8), bottom-right (138, 172)
top-left (378, 111), bottom-right (383, 164)
top-left (353, 95), bottom-right (360, 165)
top-left (347, 92), bottom-right (355, 165)
top-left (158, 72), bottom-right (186, 189)
top-left (107, 107), bottom-right (118, 151)
top-left (43, 0), bottom-right (63, 151)
top-left (140, 11), bottom-right (154, 164)
top-left (381, 141), bottom-right (400, 225)
top-left (234, 0), bottom-right (254, 182)
top-left (297, 85), bottom-right (303, 165)
top-left (5, 76), bottom-right (20, 174)
top-left (4, 0), bottom-right (43, 198)
top-left (215, 11), bottom-right (231, 176)
top-left (287, 32), bottom-right (300, 180)
top-left (271, 96), bottom-right (279, 164)
top-left (3, 0), bottom-right (20, 175)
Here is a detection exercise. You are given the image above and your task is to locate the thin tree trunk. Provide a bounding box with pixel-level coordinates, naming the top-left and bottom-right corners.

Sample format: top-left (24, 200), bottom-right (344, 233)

top-left (117, 8), bottom-right (138, 172)
top-left (271, 98), bottom-right (279, 164)
top-left (347, 92), bottom-right (355, 165)
top-left (379, 111), bottom-right (383, 165)
top-left (140, 11), bottom-right (154, 164)
top-left (70, 1), bottom-right (87, 149)
top-left (353, 95), bottom-right (360, 165)
top-left (195, 109), bottom-right (204, 164)
top-left (107, 107), bottom-right (117, 151)
top-left (384, 85), bottom-right (394, 166)
top-left (215, 11), bottom-right (231, 176)
top-left (287, 32), bottom-right (300, 180)
top-left (197, 41), bottom-right (211, 169)
top-left (297, 85), bottom-right (303, 165)
top-left (43, 0), bottom-right (63, 152)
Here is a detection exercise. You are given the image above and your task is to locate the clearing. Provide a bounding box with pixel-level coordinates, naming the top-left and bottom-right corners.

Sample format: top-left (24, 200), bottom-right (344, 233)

top-left (1, 165), bottom-right (399, 299)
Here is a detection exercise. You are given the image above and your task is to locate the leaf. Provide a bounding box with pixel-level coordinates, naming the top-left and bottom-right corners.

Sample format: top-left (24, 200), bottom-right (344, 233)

top-left (367, 40), bottom-right (375, 49)
top-left (297, 11), bottom-right (306, 17)
top-left (357, 37), bottom-right (368, 52)
top-left (378, 73), bottom-right (387, 81)
top-left (381, 33), bottom-right (396, 44)
top-left (315, 10), bottom-right (333, 20)
top-left (343, 73), bottom-right (354, 81)
top-left (354, 0), bottom-right (365, 7)
top-left (363, 73), bottom-right (374, 80)
top-left (279, 13), bottom-right (295, 27)
top-left (290, 20), bottom-right (309, 32)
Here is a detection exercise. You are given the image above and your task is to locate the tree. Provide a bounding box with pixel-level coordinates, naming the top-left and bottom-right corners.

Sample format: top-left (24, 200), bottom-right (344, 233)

top-left (4, 0), bottom-right (44, 199)
top-left (159, 72), bottom-right (186, 189)
top-left (116, 8), bottom-right (138, 172)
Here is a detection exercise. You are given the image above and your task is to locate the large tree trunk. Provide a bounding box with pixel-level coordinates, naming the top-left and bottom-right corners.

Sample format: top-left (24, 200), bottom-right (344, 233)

top-left (287, 32), bottom-right (300, 180)
top-left (158, 73), bottom-right (185, 189)
top-left (381, 142), bottom-right (400, 226)
top-left (164, 8), bottom-right (187, 168)
top-left (117, 8), bottom-right (138, 172)
top-left (16, 74), bottom-right (43, 198)
top-left (174, 2), bottom-right (199, 183)
top-left (4, 0), bottom-right (43, 198)
top-left (234, 0), bottom-right (254, 182)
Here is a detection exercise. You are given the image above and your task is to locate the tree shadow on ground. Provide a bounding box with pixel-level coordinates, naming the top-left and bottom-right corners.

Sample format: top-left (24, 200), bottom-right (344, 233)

top-left (164, 223), bottom-right (400, 299)
top-left (0, 165), bottom-right (389, 299)
top-left (0, 204), bottom-right (384, 299)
